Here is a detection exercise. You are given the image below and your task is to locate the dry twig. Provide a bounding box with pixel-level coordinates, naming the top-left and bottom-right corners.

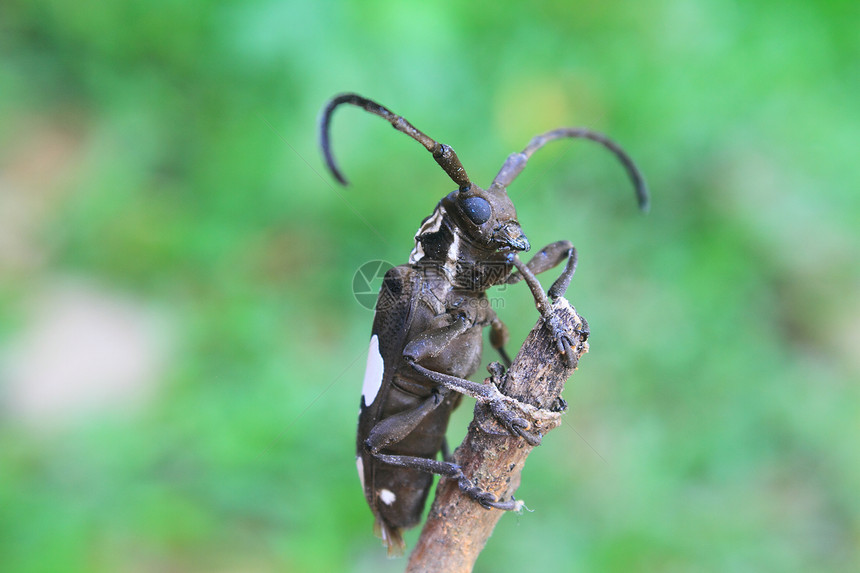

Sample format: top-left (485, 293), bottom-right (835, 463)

top-left (406, 297), bottom-right (588, 572)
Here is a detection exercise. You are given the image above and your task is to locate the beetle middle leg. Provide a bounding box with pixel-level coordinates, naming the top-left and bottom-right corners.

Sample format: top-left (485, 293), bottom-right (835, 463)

top-left (440, 437), bottom-right (452, 462)
top-left (505, 240), bottom-right (574, 288)
top-left (403, 312), bottom-right (542, 445)
top-left (511, 253), bottom-right (583, 367)
top-left (404, 312), bottom-right (542, 446)
top-left (489, 316), bottom-right (512, 367)
top-left (408, 361), bottom-right (543, 446)
top-left (547, 245), bottom-right (578, 300)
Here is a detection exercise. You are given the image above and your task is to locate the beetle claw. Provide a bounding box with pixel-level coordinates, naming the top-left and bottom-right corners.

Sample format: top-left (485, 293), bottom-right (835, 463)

top-left (484, 496), bottom-right (525, 511)
top-left (476, 492), bottom-right (498, 510)
top-left (505, 414), bottom-right (541, 445)
top-left (544, 313), bottom-right (577, 367)
top-left (513, 425), bottom-right (542, 447)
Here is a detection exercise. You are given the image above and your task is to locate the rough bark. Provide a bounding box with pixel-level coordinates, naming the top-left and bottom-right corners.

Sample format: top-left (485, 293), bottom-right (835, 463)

top-left (406, 297), bottom-right (588, 573)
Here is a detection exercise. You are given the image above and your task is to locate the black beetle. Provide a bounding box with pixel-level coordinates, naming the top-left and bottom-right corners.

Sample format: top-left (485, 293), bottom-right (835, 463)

top-left (320, 93), bottom-right (647, 555)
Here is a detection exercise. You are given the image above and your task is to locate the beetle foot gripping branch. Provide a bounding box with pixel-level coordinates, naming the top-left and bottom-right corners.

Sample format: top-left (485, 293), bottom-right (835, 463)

top-left (511, 254), bottom-right (589, 368)
top-left (476, 363), bottom-right (569, 446)
top-left (406, 298), bottom-right (592, 571)
top-left (407, 360), bottom-right (560, 448)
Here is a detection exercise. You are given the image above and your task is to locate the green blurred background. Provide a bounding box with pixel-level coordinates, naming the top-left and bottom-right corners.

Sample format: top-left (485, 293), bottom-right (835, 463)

top-left (1, 1), bottom-right (858, 571)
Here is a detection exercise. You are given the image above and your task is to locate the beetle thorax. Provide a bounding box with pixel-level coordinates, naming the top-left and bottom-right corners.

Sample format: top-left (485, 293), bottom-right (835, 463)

top-left (409, 205), bottom-right (513, 292)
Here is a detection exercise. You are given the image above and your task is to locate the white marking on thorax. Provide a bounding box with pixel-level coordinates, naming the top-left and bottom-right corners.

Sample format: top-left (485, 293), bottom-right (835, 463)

top-left (443, 232), bottom-right (460, 278)
top-left (362, 334), bottom-right (384, 405)
top-left (379, 488), bottom-right (397, 505)
top-left (356, 456), bottom-right (366, 492)
top-left (409, 207), bottom-right (444, 264)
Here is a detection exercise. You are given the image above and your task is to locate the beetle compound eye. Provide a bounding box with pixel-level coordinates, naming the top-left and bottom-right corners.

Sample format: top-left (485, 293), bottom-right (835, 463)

top-left (461, 196), bottom-right (491, 225)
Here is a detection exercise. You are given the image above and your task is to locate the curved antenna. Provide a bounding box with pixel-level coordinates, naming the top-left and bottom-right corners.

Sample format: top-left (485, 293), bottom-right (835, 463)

top-left (319, 93), bottom-right (471, 189)
top-left (492, 128), bottom-right (649, 211)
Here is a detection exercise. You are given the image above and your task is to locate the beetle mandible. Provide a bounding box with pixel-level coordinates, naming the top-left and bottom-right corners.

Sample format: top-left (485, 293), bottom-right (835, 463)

top-left (319, 93), bottom-right (648, 555)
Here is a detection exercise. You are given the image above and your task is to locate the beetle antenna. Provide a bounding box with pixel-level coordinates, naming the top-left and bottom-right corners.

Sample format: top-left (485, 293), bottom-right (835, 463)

top-left (320, 93), bottom-right (472, 189)
top-left (491, 128), bottom-right (649, 211)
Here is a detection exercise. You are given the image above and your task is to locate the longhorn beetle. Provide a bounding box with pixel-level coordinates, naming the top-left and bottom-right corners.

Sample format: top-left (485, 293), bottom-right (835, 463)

top-left (320, 93), bottom-right (648, 555)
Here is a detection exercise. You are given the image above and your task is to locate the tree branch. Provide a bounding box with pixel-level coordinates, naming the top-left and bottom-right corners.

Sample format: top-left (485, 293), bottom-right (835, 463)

top-left (406, 297), bottom-right (588, 572)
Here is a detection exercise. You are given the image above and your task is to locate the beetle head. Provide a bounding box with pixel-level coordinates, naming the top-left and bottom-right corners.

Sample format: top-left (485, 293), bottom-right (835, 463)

top-left (319, 95), bottom-right (649, 259)
top-left (441, 184), bottom-right (530, 253)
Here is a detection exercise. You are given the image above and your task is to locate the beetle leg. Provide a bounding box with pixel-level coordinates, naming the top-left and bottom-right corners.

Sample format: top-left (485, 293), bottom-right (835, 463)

top-left (489, 317), bottom-right (512, 367)
top-left (402, 313), bottom-right (470, 362)
top-left (506, 241), bottom-right (580, 301)
top-left (505, 240), bottom-right (573, 285)
top-left (404, 315), bottom-right (531, 430)
top-left (410, 362), bottom-right (542, 446)
top-left (409, 361), bottom-right (499, 402)
top-left (364, 390), bottom-right (448, 453)
top-left (485, 361), bottom-right (542, 445)
top-left (440, 437), bottom-right (452, 462)
top-left (364, 391), bottom-right (523, 511)
top-left (370, 452), bottom-right (522, 511)
top-left (366, 402), bottom-right (524, 511)
top-left (404, 305), bottom-right (512, 368)
top-left (547, 246), bottom-right (578, 300)
top-left (511, 255), bottom-right (578, 367)
top-left (487, 399), bottom-right (542, 446)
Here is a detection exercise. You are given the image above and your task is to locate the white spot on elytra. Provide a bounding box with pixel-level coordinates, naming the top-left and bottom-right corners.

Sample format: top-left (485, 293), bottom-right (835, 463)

top-left (362, 334), bottom-right (384, 405)
top-left (356, 456), bottom-right (366, 492)
top-left (379, 488), bottom-right (396, 505)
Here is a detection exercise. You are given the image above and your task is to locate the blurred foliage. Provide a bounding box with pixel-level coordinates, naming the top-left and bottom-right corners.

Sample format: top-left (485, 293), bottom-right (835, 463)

top-left (1, 0), bottom-right (859, 571)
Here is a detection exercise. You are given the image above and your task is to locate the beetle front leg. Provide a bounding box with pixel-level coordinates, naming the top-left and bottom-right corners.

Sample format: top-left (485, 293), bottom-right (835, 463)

top-left (404, 305), bottom-right (510, 367)
top-left (506, 241), bottom-right (578, 301)
top-left (402, 313), bottom-right (470, 362)
top-left (505, 240), bottom-right (573, 285)
top-left (511, 254), bottom-right (580, 367)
